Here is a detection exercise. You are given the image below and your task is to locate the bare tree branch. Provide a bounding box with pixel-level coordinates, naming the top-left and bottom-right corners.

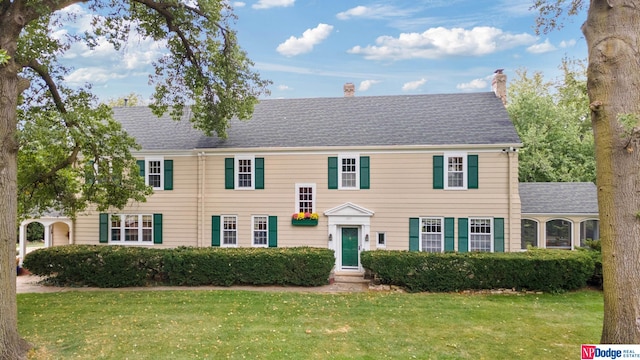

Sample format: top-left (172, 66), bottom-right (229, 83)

top-left (25, 59), bottom-right (67, 114)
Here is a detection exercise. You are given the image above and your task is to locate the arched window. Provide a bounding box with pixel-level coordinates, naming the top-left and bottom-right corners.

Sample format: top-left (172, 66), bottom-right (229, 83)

top-left (546, 219), bottom-right (572, 249)
top-left (580, 219), bottom-right (600, 248)
top-left (521, 219), bottom-right (538, 249)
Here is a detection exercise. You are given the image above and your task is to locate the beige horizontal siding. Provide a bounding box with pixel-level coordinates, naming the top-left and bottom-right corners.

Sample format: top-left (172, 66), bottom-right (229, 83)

top-left (204, 151), bottom-right (518, 251)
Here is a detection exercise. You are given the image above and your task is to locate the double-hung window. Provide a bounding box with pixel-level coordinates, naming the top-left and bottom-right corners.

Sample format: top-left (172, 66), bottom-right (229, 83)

top-left (469, 218), bottom-right (492, 252)
top-left (295, 183), bottom-right (316, 213)
top-left (109, 214), bottom-right (153, 244)
top-left (340, 156), bottom-right (358, 189)
top-left (236, 156), bottom-right (254, 189)
top-left (222, 215), bottom-right (238, 247)
top-left (421, 217), bottom-right (444, 252)
top-left (252, 216), bottom-right (268, 247)
top-left (145, 157), bottom-right (164, 190)
top-left (445, 153), bottom-right (466, 189)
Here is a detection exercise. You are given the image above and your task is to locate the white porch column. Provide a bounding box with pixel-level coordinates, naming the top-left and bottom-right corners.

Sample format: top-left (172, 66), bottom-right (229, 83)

top-left (44, 224), bottom-right (51, 248)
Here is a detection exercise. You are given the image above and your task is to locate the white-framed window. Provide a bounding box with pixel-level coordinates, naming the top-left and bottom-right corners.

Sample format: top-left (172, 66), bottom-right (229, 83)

top-left (546, 219), bottom-right (572, 249)
top-left (295, 183), bottom-right (316, 213)
top-left (469, 218), bottom-right (493, 252)
top-left (444, 153), bottom-right (466, 190)
top-left (339, 155), bottom-right (359, 190)
top-left (421, 217), bottom-right (444, 252)
top-left (521, 219), bottom-right (539, 249)
top-left (377, 232), bottom-right (386, 248)
top-left (235, 156), bottom-right (255, 190)
top-left (146, 157), bottom-right (164, 190)
top-left (109, 214), bottom-right (153, 244)
top-left (222, 215), bottom-right (238, 247)
top-left (252, 215), bottom-right (268, 247)
top-left (580, 219), bottom-right (600, 248)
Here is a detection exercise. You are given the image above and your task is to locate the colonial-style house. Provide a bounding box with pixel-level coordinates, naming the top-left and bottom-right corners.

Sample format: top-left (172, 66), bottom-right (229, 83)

top-left (17, 74), bottom-right (599, 274)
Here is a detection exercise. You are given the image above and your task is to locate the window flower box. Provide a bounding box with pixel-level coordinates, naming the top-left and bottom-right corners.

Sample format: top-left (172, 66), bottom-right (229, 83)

top-left (291, 212), bottom-right (319, 226)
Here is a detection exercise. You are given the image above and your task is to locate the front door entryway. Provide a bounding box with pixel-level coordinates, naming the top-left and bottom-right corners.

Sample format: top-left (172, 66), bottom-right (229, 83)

top-left (341, 227), bottom-right (359, 268)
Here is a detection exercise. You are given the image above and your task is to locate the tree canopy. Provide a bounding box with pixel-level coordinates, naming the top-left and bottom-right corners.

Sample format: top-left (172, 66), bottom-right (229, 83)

top-left (507, 59), bottom-right (595, 183)
top-left (1, 1), bottom-right (270, 358)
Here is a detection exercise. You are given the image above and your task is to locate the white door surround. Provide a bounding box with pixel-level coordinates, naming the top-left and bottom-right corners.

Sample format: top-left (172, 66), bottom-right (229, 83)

top-left (324, 202), bottom-right (374, 272)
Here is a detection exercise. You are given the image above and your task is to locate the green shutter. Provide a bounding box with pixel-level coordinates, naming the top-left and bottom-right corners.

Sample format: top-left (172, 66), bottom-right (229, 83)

top-left (328, 157), bottom-right (338, 189)
top-left (458, 218), bottom-right (468, 253)
top-left (99, 213), bottom-right (108, 243)
top-left (468, 155), bottom-right (478, 189)
top-left (360, 156), bottom-right (370, 189)
top-left (409, 218), bottom-right (420, 251)
top-left (444, 217), bottom-right (455, 252)
top-left (225, 158), bottom-right (234, 189)
top-left (433, 155), bottom-right (444, 189)
top-left (211, 215), bottom-right (221, 247)
top-left (153, 214), bottom-right (163, 244)
top-left (255, 157), bottom-right (265, 190)
top-left (268, 216), bottom-right (278, 248)
top-left (137, 160), bottom-right (145, 178)
top-left (494, 218), bottom-right (505, 252)
top-left (164, 160), bottom-right (173, 190)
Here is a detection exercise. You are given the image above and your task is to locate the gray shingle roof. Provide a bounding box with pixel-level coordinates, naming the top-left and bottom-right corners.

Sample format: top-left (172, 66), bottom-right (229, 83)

top-left (113, 92), bottom-right (521, 150)
top-left (519, 182), bottom-right (598, 214)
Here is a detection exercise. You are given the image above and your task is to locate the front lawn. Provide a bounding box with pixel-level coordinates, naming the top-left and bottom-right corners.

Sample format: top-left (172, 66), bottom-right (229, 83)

top-left (19, 289), bottom-right (603, 359)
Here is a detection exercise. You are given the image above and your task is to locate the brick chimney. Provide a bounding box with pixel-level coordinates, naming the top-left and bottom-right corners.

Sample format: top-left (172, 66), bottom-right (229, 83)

top-left (343, 82), bottom-right (355, 97)
top-left (492, 69), bottom-right (507, 106)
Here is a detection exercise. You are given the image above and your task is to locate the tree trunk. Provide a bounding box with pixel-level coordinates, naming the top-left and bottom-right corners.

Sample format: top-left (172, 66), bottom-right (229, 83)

top-left (583, 0), bottom-right (640, 343)
top-left (0, 9), bottom-right (30, 360)
top-left (0, 69), bottom-right (29, 360)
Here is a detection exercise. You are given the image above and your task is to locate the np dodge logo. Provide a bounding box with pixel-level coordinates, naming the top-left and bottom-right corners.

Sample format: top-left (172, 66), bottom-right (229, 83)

top-left (582, 345), bottom-right (596, 359)
top-left (582, 345), bottom-right (624, 360)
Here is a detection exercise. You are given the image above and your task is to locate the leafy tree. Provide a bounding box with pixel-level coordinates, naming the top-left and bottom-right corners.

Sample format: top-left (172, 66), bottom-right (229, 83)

top-left (106, 92), bottom-right (145, 107)
top-left (507, 60), bottom-right (595, 183)
top-left (533, 0), bottom-right (640, 343)
top-left (0, 1), bottom-right (269, 358)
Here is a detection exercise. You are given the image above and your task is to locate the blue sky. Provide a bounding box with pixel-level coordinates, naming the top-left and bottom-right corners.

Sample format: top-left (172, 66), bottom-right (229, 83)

top-left (54, 0), bottom-right (587, 102)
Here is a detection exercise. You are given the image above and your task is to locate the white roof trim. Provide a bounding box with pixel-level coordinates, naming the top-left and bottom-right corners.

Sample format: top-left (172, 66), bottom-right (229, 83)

top-left (324, 202), bottom-right (374, 217)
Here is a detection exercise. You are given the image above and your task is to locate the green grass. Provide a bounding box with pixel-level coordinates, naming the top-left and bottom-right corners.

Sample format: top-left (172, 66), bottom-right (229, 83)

top-left (18, 289), bottom-right (603, 359)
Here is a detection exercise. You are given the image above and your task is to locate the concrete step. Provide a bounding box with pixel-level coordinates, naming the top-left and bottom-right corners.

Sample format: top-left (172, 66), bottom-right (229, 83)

top-left (333, 274), bottom-right (369, 284)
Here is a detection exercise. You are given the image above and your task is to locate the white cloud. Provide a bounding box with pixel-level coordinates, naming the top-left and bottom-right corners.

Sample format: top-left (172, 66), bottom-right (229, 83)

top-left (276, 23), bottom-right (334, 57)
top-left (526, 39), bottom-right (556, 54)
top-left (358, 80), bottom-right (380, 91)
top-left (457, 78), bottom-right (489, 91)
top-left (559, 39), bottom-right (577, 48)
top-left (65, 67), bottom-right (127, 85)
top-left (402, 78), bottom-right (426, 91)
top-left (336, 5), bottom-right (412, 20)
top-left (348, 26), bottom-right (536, 60)
top-left (253, 0), bottom-right (294, 9)
top-left (277, 84), bottom-right (290, 90)
top-left (234, 2), bottom-right (246, 7)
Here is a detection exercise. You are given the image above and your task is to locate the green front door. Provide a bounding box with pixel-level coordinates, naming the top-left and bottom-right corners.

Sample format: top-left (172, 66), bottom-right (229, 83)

top-left (341, 227), bottom-right (359, 268)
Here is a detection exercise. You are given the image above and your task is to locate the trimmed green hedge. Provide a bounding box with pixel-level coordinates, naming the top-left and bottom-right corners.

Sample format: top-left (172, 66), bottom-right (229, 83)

top-left (23, 245), bottom-right (335, 288)
top-left (361, 249), bottom-right (595, 293)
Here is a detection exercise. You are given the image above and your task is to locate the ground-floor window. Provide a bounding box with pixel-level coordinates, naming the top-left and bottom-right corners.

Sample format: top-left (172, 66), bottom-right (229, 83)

top-left (420, 217), bottom-right (443, 252)
top-left (470, 218), bottom-right (492, 252)
top-left (252, 216), bottom-right (268, 247)
top-left (110, 214), bottom-right (153, 243)
top-left (580, 219), bottom-right (599, 247)
top-left (222, 215), bottom-right (237, 246)
top-left (546, 219), bottom-right (572, 249)
top-left (521, 219), bottom-right (538, 249)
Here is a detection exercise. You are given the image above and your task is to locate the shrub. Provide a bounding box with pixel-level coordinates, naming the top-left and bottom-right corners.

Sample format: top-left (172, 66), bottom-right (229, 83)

top-left (23, 245), bottom-right (334, 288)
top-left (361, 249), bottom-right (595, 293)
